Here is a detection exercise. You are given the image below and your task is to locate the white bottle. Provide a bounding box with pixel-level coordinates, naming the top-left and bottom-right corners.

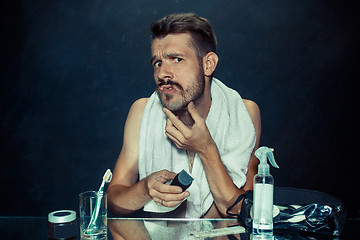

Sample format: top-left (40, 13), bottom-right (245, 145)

top-left (252, 147), bottom-right (279, 239)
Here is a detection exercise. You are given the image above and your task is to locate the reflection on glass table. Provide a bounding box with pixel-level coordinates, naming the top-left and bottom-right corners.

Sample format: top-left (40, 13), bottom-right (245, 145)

top-left (108, 218), bottom-right (358, 240)
top-left (109, 218), bottom-right (243, 240)
top-left (0, 217), bottom-right (358, 239)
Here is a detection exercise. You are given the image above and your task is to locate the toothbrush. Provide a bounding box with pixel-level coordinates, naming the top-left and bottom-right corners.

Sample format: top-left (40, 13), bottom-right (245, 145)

top-left (87, 169), bottom-right (112, 230)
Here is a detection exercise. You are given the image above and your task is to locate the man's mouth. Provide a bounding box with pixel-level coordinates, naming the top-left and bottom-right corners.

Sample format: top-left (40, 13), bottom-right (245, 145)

top-left (159, 84), bottom-right (177, 93)
top-left (158, 80), bottom-right (183, 93)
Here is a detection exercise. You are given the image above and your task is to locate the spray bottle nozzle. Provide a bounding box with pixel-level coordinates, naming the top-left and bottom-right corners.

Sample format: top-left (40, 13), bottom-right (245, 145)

top-left (255, 146), bottom-right (279, 174)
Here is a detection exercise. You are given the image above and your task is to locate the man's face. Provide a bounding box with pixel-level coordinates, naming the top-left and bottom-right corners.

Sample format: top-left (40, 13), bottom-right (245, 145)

top-left (151, 33), bottom-right (205, 112)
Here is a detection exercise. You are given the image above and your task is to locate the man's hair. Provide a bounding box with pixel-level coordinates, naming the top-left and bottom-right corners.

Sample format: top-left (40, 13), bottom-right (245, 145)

top-left (150, 13), bottom-right (217, 61)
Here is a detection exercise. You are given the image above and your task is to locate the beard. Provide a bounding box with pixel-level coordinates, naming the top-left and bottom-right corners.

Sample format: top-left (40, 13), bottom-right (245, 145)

top-left (156, 66), bottom-right (205, 112)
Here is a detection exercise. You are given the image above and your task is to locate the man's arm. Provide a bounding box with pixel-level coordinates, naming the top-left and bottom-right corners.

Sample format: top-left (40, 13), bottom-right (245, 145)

top-left (108, 98), bottom-right (150, 214)
top-left (108, 98), bottom-right (189, 215)
top-left (241, 100), bottom-right (261, 192)
top-left (163, 100), bottom-right (261, 217)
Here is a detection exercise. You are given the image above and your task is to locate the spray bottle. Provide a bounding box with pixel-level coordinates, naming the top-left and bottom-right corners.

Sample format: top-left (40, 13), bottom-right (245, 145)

top-left (252, 147), bottom-right (279, 239)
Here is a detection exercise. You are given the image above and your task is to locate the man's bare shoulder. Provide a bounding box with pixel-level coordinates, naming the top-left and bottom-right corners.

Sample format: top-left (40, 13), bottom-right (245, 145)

top-left (121, 98), bottom-right (149, 156)
top-left (243, 99), bottom-right (261, 150)
top-left (242, 99), bottom-right (261, 133)
top-left (123, 98), bottom-right (149, 137)
top-left (242, 99), bottom-right (260, 117)
top-left (130, 98), bottom-right (149, 113)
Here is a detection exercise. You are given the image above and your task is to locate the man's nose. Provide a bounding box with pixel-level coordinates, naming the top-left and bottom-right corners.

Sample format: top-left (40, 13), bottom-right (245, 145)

top-left (157, 62), bottom-right (173, 80)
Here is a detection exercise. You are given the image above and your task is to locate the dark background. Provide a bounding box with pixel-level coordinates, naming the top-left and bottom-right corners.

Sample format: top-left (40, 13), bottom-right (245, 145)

top-left (1, 0), bottom-right (358, 217)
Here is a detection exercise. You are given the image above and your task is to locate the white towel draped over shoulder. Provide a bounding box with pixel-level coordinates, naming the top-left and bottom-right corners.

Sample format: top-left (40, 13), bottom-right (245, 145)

top-left (138, 78), bottom-right (256, 218)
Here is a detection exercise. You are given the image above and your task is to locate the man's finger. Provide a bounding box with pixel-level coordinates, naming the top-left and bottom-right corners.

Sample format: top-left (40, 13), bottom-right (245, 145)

top-left (165, 117), bottom-right (177, 131)
top-left (157, 181), bottom-right (183, 194)
top-left (155, 190), bottom-right (190, 202)
top-left (187, 101), bottom-right (203, 123)
top-left (163, 107), bottom-right (190, 134)
top-left (165, 118), bottom-right (186, 144)
top-left (157, 169), bottom-right (177, 183)
top-left (154, 194), bottom-right (189, 208)
top-left (165, 131), bottom-right (184, 149)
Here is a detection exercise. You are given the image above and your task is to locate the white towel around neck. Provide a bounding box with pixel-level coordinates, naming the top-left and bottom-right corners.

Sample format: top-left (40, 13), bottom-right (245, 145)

top-left (138, 78), bottom-right (256, 218)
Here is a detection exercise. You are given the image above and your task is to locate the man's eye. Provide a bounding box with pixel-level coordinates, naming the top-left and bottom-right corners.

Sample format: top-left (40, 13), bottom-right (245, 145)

top-left (154, 61), bottom-right (162, 68)
top-left (174, 57), bottom-right (183, 63)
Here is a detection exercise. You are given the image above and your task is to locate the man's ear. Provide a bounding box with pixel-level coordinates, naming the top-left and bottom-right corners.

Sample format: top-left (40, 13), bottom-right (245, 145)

top-left (203, 52), bottom-right (219, 77)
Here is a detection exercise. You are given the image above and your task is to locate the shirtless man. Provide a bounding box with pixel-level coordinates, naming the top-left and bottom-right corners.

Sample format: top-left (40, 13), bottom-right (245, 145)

top-left (108, 13), bottom-right (261, 218)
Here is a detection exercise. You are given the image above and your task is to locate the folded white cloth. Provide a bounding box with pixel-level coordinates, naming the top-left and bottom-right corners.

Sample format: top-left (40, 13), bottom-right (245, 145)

top-left (138, 78), bottom-right (256, 217)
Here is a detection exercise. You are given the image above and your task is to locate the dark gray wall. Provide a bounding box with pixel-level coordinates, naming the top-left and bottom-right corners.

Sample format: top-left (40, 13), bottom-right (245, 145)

top-left (1, 0), bottom-right (358, 217)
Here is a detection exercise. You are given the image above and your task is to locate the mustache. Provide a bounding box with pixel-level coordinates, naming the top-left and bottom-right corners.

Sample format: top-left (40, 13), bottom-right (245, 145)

top-left (157, 79), bottom-right (184, 91)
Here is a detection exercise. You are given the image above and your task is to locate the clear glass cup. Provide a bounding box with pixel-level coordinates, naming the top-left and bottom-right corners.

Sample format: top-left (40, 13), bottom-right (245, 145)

top-left (79, 191), bottom-right (107, 240)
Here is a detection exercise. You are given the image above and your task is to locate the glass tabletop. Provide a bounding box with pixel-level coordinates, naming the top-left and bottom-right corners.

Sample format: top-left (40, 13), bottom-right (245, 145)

top-left (0, 217), bottom-right (358, 239)
top-left (108, 218), bottom-right (359, 240)
top-left (109, 218), bottom-right (240, 240)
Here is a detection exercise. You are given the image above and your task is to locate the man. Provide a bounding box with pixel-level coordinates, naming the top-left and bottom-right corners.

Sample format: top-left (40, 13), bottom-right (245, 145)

top-left (108, 13), bottom-right (261, 218)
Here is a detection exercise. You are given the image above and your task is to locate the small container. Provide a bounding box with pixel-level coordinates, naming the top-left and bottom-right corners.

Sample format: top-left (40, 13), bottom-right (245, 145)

top-left (48, 210), bottom-right (77, 239)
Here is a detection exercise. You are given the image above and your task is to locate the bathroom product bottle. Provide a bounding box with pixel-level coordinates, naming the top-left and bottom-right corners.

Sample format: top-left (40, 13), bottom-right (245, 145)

top-left (252, 147), bottom-right (279, 239)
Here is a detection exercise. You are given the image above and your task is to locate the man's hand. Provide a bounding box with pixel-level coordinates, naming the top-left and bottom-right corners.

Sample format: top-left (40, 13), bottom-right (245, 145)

top-left (144, 169), bottom-right (190, 207)
top-left (163, 102), bottom-right (216, 155)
